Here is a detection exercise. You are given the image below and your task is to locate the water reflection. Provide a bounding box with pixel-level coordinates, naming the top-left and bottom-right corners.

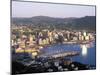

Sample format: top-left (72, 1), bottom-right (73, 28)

top-left (81, 45), bottom-right (88, 56)
top-left (80, 42), bottom-right (94, 56)
top-left (40, 41), bottom-right (95, 66)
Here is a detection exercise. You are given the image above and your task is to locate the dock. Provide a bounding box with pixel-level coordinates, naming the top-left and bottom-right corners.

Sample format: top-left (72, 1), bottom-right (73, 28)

top-left (38, 51), bottom-right (80, 59)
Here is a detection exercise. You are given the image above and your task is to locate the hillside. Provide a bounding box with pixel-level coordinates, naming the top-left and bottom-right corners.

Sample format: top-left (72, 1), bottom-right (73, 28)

top-left (12, 16), bottom-right (96, 31)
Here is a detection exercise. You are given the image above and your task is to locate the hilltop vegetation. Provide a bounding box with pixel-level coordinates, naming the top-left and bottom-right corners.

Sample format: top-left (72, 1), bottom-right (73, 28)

top-left (12, 16), bottom-right (96, 31)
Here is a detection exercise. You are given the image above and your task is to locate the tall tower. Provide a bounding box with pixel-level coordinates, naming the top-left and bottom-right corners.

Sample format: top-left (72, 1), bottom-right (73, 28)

top-left (29, 34), bottom-right (34, 46)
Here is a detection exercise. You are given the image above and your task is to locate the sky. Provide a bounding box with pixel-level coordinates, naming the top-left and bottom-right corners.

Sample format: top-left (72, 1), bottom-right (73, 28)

top-left (12, 1), bottom-right (96, 18)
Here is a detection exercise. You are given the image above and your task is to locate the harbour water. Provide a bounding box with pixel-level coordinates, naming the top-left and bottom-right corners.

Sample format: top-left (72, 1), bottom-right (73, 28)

top-left (40, 41), bottom-right (96, 67)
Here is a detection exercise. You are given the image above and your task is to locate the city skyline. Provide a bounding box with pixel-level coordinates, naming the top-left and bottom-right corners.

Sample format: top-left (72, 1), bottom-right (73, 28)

top-left (12, 1), bottom-right (95, 18)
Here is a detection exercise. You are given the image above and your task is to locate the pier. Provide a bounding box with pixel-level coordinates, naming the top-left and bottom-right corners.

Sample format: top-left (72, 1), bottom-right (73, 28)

top-left (38, 51), bottom-right (80, 59)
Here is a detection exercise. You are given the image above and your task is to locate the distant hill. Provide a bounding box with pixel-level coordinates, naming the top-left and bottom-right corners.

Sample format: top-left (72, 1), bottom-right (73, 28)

top-left (12, 16), bottom-right (96, 31)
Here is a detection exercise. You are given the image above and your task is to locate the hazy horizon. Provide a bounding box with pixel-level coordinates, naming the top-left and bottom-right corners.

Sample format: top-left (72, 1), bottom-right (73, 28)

top-left (12, 1), bottom-right (95, 18)
top-left (12, 15), bottom-right (96, 18)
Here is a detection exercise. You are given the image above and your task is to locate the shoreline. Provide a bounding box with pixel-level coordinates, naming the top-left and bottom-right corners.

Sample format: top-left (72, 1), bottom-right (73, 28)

top-left (12, 59), bottom-right (96, 74)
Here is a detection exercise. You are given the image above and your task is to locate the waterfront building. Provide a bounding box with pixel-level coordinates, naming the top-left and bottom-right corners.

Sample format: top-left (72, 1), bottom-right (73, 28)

top-left (64, 38), bottom-right (68, 42)
top-left (73, 37), bottom-right (78, 41)
top-left (66, 31), bottom-right (70, 41)
top-left (85, 35), bottom-right (89, 41)
top-left (83, 32), bottom-right (90, 41)
top-left (39, 32), bottom-right (43, 37)
top-left (79, 35), bottom-right (82, 41)
top-left (46, 38), bottom-right (49, 44)
top-left (81, 35), bottom-right (84, 41)
top-left (54, 33), bottom-right (59, 40)
top-left (48, 31), bottom-right (53, 43)
top-left (22, 35), bottom-right (27, 39)
top-left (78, 32), bottom-right (82, 40)
top-left (28, 34), bottom-right (35, 47)
top-left (39, 38), bottom-right (43, 45)
top-left (88, 33), bottom-right (95, 40)
top-left (29, 34), bottom-right (33, 42)
top-left (17, 38), bottom-right (21, 44)
top-left (43, 39), bottom-right (47, 45)
top-left (19, 40), bottom-right (26, 48)
top-left (83, 31), bottom-right (87, 37)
